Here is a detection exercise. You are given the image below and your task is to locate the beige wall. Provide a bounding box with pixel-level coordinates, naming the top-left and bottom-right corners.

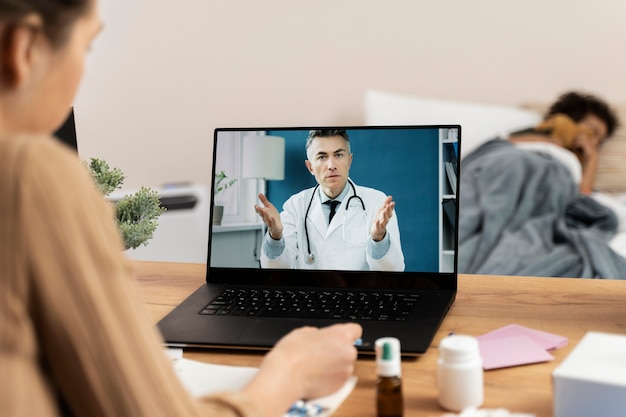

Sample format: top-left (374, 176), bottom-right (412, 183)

top-left (74, 0), bottom-right (626, 189)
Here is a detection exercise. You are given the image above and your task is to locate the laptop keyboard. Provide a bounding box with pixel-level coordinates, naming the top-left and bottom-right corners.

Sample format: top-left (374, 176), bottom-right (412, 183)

top-left (200, 287), bottom-right (419, 321)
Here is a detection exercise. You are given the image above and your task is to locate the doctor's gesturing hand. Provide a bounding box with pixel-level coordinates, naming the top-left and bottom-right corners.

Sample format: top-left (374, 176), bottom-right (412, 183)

top-left (255, 193), bottom-right (284, 240)
top-left (370, 195), bottom-right (395, 242)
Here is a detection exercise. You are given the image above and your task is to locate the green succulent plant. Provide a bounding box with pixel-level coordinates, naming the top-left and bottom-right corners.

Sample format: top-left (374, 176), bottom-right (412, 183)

top-left (87, 158), bottom-right (166, 250)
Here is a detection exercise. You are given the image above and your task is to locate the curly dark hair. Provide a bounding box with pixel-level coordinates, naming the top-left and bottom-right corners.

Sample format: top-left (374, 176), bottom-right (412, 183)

top-left (0, 0), bottom-right (91, 48)
top-left (546, 91), bottom-right (619, 137)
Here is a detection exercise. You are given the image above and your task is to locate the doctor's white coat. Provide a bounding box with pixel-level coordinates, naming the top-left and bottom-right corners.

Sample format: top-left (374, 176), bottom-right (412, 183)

top-left (261, 182), bottom-right (405, 271)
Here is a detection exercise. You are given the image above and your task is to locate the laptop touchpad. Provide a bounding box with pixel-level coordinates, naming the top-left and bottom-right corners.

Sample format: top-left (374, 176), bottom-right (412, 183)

top-left (238, 319), bottom-right (308, 344)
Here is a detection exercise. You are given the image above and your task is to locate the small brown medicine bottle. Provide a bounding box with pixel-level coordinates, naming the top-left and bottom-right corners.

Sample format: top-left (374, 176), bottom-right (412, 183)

top-left (375, 337), bottom-right (403, 417)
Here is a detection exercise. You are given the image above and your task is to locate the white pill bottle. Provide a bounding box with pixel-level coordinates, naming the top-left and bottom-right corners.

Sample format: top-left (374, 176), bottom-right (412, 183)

top-left (437, 334), bottom-right (484, 412)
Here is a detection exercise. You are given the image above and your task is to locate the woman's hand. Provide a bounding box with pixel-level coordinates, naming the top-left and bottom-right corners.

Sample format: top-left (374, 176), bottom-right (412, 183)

top-left (243, 323), bottom-right (362, 416)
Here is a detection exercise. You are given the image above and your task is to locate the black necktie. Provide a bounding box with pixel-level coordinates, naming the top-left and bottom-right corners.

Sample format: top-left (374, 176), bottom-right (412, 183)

top-left (324, 200), bottom-right (340, 225)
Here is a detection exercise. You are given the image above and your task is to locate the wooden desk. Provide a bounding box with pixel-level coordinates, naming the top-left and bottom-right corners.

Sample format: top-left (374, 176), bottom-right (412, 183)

top-left (134, 261), bottom-right (626, 417)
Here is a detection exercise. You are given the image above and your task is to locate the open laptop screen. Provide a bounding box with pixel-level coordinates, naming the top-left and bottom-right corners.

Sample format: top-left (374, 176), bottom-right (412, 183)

top-left (209, 125), bottom-right (459, 290)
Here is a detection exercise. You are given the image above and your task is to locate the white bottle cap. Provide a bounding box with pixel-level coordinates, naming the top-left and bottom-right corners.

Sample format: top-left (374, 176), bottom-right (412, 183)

top-left (439, 334), bottom-right (481, 364)
top-left (375, 337), bottom-right (401, 377)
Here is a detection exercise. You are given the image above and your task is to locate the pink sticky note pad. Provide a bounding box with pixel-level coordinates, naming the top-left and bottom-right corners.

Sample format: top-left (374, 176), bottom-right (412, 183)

top-left (478, 323), bottom-right (568, 350)
top-left (478, 334), bottom-right (554, 370)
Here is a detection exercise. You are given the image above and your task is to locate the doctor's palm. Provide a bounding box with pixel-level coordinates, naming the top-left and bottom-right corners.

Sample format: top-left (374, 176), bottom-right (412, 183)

top-left (255, 193), bottom-right (283, 240)
top-left (371, 196), bottom-right (395, 242)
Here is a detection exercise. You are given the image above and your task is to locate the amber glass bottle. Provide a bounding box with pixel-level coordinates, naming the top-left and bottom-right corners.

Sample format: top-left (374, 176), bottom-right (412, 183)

top-left (375, 337), bottom-right (403, 417)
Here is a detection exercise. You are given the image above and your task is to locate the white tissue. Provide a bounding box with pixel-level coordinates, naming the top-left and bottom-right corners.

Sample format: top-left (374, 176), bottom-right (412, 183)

top-left (437, 407), bottom-right (535, 417)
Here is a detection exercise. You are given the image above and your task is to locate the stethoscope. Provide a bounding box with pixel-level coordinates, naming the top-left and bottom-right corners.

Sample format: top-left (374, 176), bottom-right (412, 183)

top-left (304, 179), bottom-right (366, 264)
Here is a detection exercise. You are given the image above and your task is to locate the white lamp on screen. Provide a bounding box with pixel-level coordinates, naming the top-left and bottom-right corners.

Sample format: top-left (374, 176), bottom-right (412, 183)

top-left (241, 135), bottom-right (285, 181)
top-left (241, 135), bottom-right (286, 222)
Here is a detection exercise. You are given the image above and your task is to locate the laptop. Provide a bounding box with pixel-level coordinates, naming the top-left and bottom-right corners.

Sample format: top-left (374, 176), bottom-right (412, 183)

top-left (157, 125), bottom-right (461, 355)
top-left (54, 107), bottom-right (78, 152)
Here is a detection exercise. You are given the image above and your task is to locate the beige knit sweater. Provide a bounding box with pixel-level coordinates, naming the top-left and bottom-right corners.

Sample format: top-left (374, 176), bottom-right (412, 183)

top-left (0, 134), bottom-right (264, 417)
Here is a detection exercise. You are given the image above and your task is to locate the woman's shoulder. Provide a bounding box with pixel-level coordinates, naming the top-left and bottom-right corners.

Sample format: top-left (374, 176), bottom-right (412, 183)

top-left (0, 133), bottom-right (99, 201)
top-left (0, 133), bottom-right (80, 171)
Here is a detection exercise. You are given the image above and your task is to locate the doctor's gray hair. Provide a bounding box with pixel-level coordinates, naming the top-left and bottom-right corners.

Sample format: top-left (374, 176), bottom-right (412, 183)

top-left (305, 129), bottom-right (351, 158)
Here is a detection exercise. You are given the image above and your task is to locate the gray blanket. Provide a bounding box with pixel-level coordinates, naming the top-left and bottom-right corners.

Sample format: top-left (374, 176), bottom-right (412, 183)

top-left (458, 138), bottom-right (626, 279)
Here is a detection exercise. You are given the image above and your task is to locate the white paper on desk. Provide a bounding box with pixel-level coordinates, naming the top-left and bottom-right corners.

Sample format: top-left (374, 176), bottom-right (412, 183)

top-left (172, 358), bottom-right (259, 396)
top-left (171, 357), bottom-right (357, 417)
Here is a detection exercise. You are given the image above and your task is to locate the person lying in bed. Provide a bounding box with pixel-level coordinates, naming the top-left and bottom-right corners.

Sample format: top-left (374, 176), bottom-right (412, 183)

top-left (459, 91), bottom-right (626, 278)
top-left (508, 91), bottom-right (619, 195)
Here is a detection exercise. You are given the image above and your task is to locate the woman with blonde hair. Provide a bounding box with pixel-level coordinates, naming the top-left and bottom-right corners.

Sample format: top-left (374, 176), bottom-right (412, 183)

top-left (0, 1), bottom-right (362, 416)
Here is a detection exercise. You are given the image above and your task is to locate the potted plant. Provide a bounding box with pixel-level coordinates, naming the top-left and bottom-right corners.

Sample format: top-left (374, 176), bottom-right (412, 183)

top-left (213, 170), bottom-right (237, 225)
top-left (87, 158), bottom-right (166, 249)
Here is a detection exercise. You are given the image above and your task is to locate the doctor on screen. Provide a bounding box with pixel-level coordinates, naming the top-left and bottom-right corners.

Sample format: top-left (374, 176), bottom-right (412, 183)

top-left (254, 129), bottom-right (404, 271)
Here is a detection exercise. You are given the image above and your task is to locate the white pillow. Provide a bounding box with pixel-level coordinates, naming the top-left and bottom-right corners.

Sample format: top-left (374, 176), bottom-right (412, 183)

top-left (364, 90), bottom-right (542, 159)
